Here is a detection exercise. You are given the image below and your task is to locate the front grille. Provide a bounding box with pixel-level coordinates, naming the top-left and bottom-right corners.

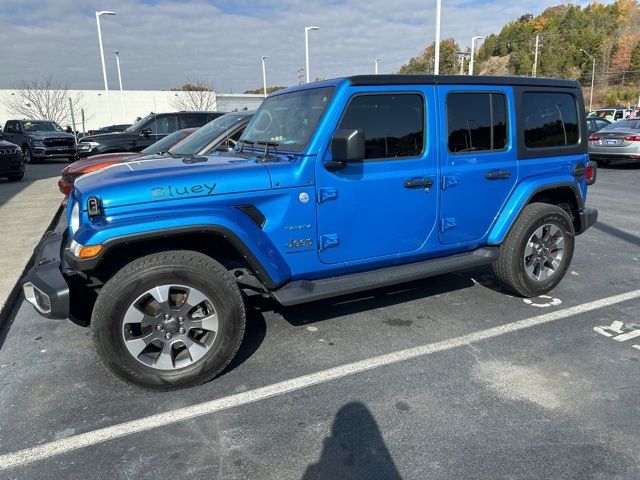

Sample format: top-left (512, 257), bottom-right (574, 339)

top-left (43, 137), bottom-right (75, 147)
top-left (0, 147), bottom-right (20, 157)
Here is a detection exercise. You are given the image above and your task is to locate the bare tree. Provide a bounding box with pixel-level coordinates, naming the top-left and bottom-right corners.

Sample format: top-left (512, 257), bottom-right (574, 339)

top-left (170, 79), bottom-right (217, 111)
top-left (2, 75), bottom-right (87, 126)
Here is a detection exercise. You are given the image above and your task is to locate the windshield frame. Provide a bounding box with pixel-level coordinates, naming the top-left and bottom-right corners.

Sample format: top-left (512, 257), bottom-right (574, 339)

top-left (239, 86), bottom-right (335, 154)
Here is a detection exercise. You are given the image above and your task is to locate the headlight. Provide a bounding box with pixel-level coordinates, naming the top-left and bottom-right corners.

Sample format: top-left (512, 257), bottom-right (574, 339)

top-left (69, 239), bottom-right (83, 257)
top-left (77, 142), bottom-right (100, 152)
top-left (69, 202), bottom-right (80, 234)
top-left (32, 140), bottom-right (45, 147)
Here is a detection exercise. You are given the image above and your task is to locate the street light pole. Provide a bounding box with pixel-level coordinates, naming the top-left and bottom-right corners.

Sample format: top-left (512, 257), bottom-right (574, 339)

top-left (581, 49), bottom-right (595, 112)
top-left (434, 0), bottom-right (442, 74)
top-left (261, 56), bottom-right (268, 98)
top-left (95, 11), bottom-right (116, 125)
top-left (114, 50), bottom-right (126, 123)
top-left (468, 35), bottom-right (484, 75)
top-left (305, 26), bottom-right (319, 83)
top-left (375, 57), bottom-right (381, 74)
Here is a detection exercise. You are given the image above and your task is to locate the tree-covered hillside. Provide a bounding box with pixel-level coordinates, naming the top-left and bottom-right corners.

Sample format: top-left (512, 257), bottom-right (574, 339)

top-left (400, 0), bottom-right (640, 107)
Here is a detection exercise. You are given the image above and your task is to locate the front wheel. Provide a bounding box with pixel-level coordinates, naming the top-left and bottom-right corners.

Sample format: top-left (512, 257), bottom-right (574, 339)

top-left (493, 203), bottom-right (575, 297)
top-left (7, 172), bottom-right (24, 181)
top-left (23, 147), bottom-right (32, 164)
top-left (91, 250), bottom-right (246, 390)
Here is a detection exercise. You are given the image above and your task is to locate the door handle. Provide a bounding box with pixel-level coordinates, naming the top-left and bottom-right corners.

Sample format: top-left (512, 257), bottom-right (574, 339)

top-left (403, 177), bottom-right (434, 189)
top-left (485, 169), bottom-right (511, 180)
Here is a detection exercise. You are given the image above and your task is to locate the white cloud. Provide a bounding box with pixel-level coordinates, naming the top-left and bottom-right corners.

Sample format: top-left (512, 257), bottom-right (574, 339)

top-left (0, 0), bottom-right (614, 92)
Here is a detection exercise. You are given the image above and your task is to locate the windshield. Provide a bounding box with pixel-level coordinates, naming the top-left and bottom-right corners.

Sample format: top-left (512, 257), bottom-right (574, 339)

top-left (602, 119), bottom-right (640, 131)
top-left (240, 86), bottom-right (334, 152)
top-left (170, 114), bottom-right (249, 155)
top-left (141, 129), bottom-right (194, 155)
top-left (23, 121), bottom-right (62, 132)
top-left (125, 114), bottom-right (154, 132)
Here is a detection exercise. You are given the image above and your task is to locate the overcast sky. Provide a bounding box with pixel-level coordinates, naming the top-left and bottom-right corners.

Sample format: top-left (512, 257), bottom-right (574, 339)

top-left (0, 0), bottom-right (613, 93)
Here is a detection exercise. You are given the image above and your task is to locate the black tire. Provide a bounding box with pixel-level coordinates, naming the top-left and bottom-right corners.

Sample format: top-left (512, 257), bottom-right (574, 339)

top-left (493, 203), bottom-right (575, 297)
top-left (23, 146), bottom-right (32, 164)
top-left (91, 250), bottom-right (246, 390)
top-left (7, 172), bottom-right (24, 181)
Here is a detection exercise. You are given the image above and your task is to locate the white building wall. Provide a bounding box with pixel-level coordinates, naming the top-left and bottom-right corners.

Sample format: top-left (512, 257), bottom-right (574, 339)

top-left (0, 90), bottom-right (264, 132)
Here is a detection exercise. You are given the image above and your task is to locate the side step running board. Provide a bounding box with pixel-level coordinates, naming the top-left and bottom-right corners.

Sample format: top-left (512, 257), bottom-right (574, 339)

top-left (272, 247), bottom-right (499, 306)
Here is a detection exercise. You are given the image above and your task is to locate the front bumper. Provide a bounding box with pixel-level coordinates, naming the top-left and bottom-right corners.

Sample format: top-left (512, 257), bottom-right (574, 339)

top-left (576, 207), bottom-right (598, 235)
top-left (22, 229), bottom-right (70, 319)
top-left (0, 160), bottom-right (25, 175)
top-left (32, 146), bottom-right (76, 159)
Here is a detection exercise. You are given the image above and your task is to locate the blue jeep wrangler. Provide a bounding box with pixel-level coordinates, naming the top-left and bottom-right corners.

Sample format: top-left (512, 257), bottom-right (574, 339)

top-left (23, 75), bottom-right (597, 390)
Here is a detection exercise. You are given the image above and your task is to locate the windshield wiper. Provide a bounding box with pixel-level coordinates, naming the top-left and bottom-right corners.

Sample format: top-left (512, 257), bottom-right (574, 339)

top-left (257, 140), bottom-right (279, 159)
top-left (239, 139), bottom-right (255, 153)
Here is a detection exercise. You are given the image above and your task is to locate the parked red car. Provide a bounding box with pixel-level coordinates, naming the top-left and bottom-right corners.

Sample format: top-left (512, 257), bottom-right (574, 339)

top-left (58, 128), bottom-right (197, 201)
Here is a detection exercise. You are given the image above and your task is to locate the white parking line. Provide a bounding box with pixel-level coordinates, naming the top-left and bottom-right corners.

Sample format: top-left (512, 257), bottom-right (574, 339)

top-left (2, 289), bottom-right (640, 470)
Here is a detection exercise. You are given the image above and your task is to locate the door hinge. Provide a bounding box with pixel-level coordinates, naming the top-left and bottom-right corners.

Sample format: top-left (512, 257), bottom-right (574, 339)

top-left (442, 175), bottom-right (459, 191)
top-left (440, 218), bottom-right (456, 232)
top-left (319, 234), bottom-right (339, 251)
top-left (317, 188), bottom-right (338, 204)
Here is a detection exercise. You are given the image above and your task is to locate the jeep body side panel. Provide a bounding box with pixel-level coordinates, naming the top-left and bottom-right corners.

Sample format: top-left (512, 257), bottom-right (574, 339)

top-left (71, 203), bottom-right (292, 288)
top-left (486, 174), bottom-right (585, 245)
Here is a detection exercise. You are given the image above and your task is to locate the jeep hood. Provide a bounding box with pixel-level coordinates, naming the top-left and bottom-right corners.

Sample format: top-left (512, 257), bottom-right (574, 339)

top-left (73, 154), bottom-right (272, 210)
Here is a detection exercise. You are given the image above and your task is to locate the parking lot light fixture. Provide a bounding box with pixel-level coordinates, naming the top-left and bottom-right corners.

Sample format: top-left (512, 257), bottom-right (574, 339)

top-left (95, 11), bottom-right (116, 125)
top-left (580, 49), bottom-right (596, 112)
top-left (375, 57), bottom-right (381, 75)
top-left (262, 56), bottom-right (268, 98)
top-left (114, 51), bottom-right (126, 123)
top-left (305, 26), bottom-right (319, 83)
top-left (468, 35), bottom-right (484, 75)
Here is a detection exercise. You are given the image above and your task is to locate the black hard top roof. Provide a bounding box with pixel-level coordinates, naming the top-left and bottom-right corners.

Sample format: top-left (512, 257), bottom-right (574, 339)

top-left (348, 74), bottom-right (579, 89)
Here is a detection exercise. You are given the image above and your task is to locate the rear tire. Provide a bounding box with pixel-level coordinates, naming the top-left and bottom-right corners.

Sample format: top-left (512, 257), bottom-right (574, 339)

top-left (493, 203), bottom-right (575, 297)
top-left (91, 250), bottom-right (246, 390)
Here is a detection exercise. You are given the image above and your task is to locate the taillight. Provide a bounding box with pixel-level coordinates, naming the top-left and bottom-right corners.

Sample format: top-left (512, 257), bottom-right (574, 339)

top-left (624, 135), bottom-right (640, 141)
top-left (588, 134), bottom-right (600, 141)
top-left (586, 161), bottom-right (597, 185)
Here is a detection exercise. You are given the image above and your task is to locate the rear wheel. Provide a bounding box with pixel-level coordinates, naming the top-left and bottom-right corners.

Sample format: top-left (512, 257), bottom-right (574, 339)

top-left (91, 250), bottom-right (246, 390)
top-left (493, 203), bottom-right (575, 297)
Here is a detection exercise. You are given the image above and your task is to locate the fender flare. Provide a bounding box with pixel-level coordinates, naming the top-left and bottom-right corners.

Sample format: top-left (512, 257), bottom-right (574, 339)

top-left (67, 208), bottom-right (291, 289)
top-left (487, 177), bottom-right (584, 245)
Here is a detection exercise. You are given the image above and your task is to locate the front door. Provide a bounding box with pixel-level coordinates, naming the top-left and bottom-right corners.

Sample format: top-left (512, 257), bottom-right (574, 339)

top-left (316, 89), bottom-right (438, 265)
top-left (437, 87), bottom-right (518, 245)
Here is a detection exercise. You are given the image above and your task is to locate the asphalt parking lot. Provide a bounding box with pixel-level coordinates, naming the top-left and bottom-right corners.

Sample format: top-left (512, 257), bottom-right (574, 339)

top-left (1, 164), bottom-right (639, 480)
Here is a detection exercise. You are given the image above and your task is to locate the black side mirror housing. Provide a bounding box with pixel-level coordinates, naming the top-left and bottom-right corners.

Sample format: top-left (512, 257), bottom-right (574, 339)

top-left (140, 128), bottom-right (152, 137)
top-left (326, 129), bottom-right (365, 171)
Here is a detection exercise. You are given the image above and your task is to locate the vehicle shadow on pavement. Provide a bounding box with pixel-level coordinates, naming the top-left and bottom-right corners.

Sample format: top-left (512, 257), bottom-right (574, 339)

top-left (220, 297), bottom-right (268, 375)
top-left (254, 270), bottom-right (488, 327)
top-left (302, 401), bottom-right (402, 480)
top-left (592, 221), bottom-right (640, 247)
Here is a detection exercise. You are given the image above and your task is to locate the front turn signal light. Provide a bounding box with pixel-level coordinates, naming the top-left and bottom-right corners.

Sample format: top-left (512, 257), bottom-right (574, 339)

top-left (78, 245), bottom-right (104, 259)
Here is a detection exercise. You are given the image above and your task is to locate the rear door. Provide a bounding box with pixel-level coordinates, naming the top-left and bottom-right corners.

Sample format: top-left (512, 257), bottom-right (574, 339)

top-left (437, 87), bottom-right (518, 245)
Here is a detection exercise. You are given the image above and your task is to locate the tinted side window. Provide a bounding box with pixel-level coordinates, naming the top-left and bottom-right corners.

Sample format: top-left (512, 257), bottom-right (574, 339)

top-left (180, 114), bottom-right (208, 129)
top-left (149, 115), bottom-right (178, 135)
top-left (523, 92), bottom-right (578, 148)
top-left (447, 93), bottom-right (508, 153)
top-left (337, 94), bottom-right (423, 160)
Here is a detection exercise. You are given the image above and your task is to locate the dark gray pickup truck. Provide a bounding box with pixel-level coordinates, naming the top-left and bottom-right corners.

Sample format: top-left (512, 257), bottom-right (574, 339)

top-left (2, 119), bottom-right (76, 163)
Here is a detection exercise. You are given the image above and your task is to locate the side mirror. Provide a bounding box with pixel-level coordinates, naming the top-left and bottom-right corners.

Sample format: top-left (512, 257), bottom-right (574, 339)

top-left (326, 129), bottom-right (365, 171)
top-left (140, 128), bottom-right (152, 137)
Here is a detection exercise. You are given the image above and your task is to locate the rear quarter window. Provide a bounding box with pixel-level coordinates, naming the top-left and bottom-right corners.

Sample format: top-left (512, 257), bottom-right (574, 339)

top-left (523, 92), bottom-right (579, 148)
